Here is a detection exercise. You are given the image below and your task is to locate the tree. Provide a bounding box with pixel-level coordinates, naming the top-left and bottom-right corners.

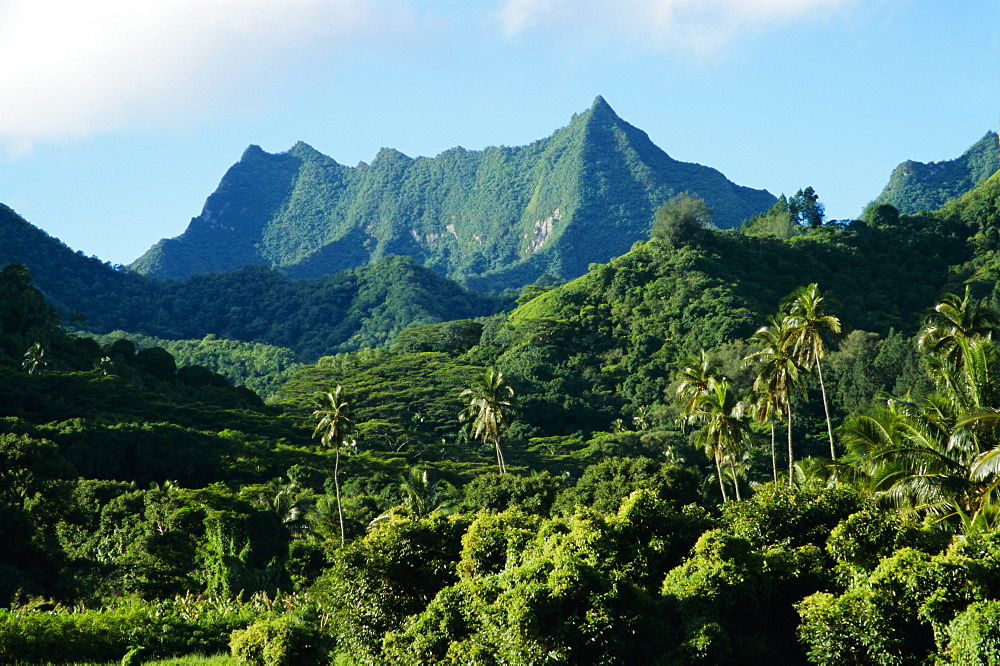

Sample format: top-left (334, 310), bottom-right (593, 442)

top-left (459, 368), bottom-right (516, 474)
top-left (744, 317), bottom-right (800, 485)
top-left (840, 335), bottom-right (1000, 532)
top-left (690, 378), bottom-right (751, 501)
top-left (399, 468), bottom-right (455, 519)
top-left (650, 192), bottom-right (713, 247)
top-left (676, 350), bottom-right (721, 415)
top-left (22, 342), bottom-right (48, 375)
top-left (782, 284), bottom-right (841, 459)
top-left (916, 285), bottom-right (1000, 367)
top-left (789, 186), bottom-right (825, 227)
top-left (312, 386), bottom-right (353, 547)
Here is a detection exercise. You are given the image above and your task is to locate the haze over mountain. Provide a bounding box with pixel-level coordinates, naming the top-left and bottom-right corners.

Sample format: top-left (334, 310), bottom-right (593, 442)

top-left (872, 131), bottom-right (1000, 214)
top-left (130, 97), bottom-right (776, 290)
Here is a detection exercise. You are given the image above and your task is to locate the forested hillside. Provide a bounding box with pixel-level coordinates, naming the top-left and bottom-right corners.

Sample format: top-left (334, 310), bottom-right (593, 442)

top-left (872, 130), bottom-right (1000, 214)
top-left (5, 171), bottom-right (1000, 664)
top-left (130, 97), bottom-right (776, 290)
top-left (0, 203), bottom-right (509, 360)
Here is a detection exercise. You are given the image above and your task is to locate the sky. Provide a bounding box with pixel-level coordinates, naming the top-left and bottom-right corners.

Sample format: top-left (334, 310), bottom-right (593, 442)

top-left (0, 0), bottom-right (997, 266)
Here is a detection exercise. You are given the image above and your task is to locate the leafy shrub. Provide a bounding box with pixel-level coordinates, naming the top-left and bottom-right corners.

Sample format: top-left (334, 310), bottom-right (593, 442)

top-left (943, 600), bottom-right (1000, 665)
top-left (229, 615), bottom-right (329, 666)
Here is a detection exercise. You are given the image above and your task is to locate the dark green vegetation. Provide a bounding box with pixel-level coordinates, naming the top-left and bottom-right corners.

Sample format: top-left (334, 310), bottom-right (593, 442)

top-left (130, 97), bottom-right (776, 290)
top-left (5, 168), bottom-right (1000, 663)
top-left (0, 202), bottom-right (508, 361)
top-left (872, 130), bottom-right (1000, 214)
top-left (79, 331), bottom-right (301, 398)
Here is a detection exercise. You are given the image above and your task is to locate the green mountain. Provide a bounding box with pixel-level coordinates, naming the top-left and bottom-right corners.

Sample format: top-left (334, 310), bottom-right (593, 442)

top-left (130, 97), bottom-right (776, 290)
top-left (872, 131), bottom-right (999, 214)
top-left (0, 204), bottom-right (507, 362)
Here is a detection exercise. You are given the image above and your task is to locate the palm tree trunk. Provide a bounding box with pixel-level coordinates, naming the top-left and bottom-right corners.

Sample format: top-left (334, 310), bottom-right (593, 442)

top-left (770, 422), bottom-right (777, 483)
top-left (493, 436), bottom-right (507, 474)
top-left (334, 448), bottom-right (345, 547)
top-left (787, 411), bottom-right (795, 486)
top-left (816, 360), bottom-right (836, 458)
top-left (715, 456), bottom-right (728, 502)
top-left (728, 458), bottom-right (742, 500)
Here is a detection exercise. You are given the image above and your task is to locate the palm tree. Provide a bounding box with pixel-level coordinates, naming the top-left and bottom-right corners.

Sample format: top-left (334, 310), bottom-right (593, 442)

top-left (840, 334), bottom-right (1000, 532)
top-left (676, 350), bottom-right (721, 417)
top-left (312, 386), bottom-right (353, 546)
top-left (459, 368), bottom-right (516, 474)
top-left (245, 478), bottom-right (315, 537)
top-left (22, 342), bottom-right (48, 375)
top-left (782, 283), bottom-right (842, 459)
top-left (917, 285), bottom-right (1000, 367)
top-left (744, 317), bottom-right (800, 485)
top-left (632, 405), bottom-right (650, 431)
top-left (399, 468), bottom-right (455, 518)
top-left (690, 377), bottom-right (751, 501)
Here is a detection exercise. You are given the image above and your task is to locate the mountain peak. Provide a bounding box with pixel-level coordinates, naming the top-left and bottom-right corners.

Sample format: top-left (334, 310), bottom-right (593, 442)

top-left (240, 144), bottom-right (266, 162)
top-left (590, 95), bottom-right (613, 113)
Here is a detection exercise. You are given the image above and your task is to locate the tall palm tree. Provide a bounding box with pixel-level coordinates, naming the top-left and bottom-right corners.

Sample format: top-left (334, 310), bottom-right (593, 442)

top-left (744, 317), bottom-right (800, 485)
top-left (783, 283), bottom-right (842, 459)
top-left (676, 351), bottom-right (725, 489)
top-left (312, 386), bottom-right (353, 546)
top-left (917, 285), bottom-right (1000, 367)
top-left (690, 377), bottom-right (751, 501)
top-left (459, 368), bottom-right (516, 474)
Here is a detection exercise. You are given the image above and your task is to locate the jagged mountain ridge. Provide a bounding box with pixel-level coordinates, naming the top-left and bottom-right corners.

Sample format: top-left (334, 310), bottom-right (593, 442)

top-left (130, 97), bottom-right (776, 290)
top-left (872, 131), bottom-right (1000, 214)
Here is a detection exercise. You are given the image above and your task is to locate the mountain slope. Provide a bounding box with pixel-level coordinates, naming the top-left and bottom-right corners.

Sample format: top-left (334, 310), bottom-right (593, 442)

top-left (130, 97), bottom-right (776, 290)
top-left (0, 205), bottom-right (506, 360)
top-left (872, 131), bottom-right (1000, 214)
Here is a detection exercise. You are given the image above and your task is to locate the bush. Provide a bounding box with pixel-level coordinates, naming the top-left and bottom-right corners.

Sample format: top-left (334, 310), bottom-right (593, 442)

top-left (944, 600), bottom-right (1000, 665)
top-left (0, 597), bottom-right (263, 664)
top-left (230, 615), bottom-right (328, 666)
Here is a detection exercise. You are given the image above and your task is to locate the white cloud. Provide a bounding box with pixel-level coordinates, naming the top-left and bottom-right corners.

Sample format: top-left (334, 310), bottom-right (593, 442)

top-left (494, 0), bottom-right (857, 54)
top-left (0, 0), bottom-right (415, 149)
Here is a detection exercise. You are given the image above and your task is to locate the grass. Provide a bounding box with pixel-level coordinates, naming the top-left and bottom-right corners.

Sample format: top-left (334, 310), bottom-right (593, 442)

top-left (63, 654), bottom-right (236, 666)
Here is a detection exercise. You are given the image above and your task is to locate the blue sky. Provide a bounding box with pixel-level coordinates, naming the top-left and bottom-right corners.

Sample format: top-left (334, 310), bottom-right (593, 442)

top-left (0, 0), bottom-right (997, 266)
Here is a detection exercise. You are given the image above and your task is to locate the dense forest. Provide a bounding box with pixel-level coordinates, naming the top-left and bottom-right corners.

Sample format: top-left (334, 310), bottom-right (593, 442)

top-left (0, 203), bottom-right (511, 360)
top-left (3, 167), bottom-right (1000, 664)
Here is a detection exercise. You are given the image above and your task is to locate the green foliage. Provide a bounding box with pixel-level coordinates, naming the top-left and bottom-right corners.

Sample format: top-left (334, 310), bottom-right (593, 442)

top-left (660, 529), bottom-right (824, 663)
top-left (0, 596), bottom-right (265, 664)
top-left (229, 615), bottom-right (329, 666)
top-left (309, 514), bottom-right (470, 665)
top-left (273, 350), bottom-right (482, 456)
top-left (722, 482), bottom-right (863, 550)
top-left (650, 192), bottom-right (713, 247)
top-left (81, 331), bottom-right (302, 398)
top-left (943, 600), bottom-right (1000, 664)
top-left (383, 490), bottom-right (709, 664)
top-left (461, 471), bottom-right (563, 515)
top-left (552, 456), bottom-right (700, 515)
top-left (873, 131), bottom-right (1000, 214)
top-left (129, 98), bottom-right (775, 291)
